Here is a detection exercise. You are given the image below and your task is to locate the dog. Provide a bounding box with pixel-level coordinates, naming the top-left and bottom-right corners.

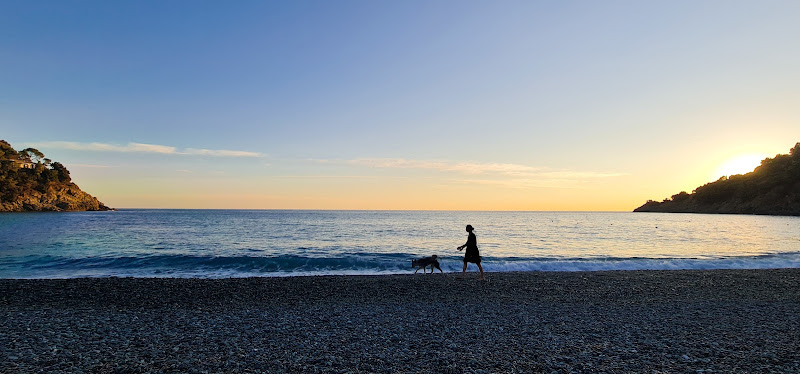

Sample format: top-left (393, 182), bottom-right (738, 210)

top-left (411, 255), bottom-right (443, 274)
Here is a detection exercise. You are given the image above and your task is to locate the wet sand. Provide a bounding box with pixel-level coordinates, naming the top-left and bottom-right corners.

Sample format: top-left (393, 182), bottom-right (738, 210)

top-left (2, 269), bottom-right (799, 373)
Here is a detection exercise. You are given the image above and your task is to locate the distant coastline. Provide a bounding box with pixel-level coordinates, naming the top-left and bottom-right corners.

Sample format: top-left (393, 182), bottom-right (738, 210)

top-left (635, 142), bottom-right (800, 216)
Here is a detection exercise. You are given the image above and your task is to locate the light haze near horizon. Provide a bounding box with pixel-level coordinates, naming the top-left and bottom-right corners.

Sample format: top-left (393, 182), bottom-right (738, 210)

top-left (1, 1), bottom-right (798, 210)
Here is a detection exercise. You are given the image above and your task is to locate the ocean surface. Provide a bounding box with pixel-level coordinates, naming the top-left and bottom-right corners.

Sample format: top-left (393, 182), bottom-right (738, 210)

top-left (1, 210), bottom-right (799, 278)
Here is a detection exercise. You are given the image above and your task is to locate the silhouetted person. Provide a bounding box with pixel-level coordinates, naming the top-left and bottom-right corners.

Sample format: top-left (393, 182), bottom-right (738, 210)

top-left (457, 224), bottom-right (485, 280)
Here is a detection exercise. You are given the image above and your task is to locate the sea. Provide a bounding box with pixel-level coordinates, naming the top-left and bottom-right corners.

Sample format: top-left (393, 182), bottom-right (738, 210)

top-left (1, 210), bottom-right (799, 279)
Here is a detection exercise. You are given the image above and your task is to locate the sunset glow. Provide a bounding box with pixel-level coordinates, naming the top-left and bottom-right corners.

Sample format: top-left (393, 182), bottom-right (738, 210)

top-left (713, 154), bottom-right (767, 180)
top-left (2, 2), bottom-right (799, 210)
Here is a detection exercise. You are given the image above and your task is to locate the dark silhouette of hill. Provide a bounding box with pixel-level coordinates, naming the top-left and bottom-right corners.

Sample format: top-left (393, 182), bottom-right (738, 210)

top-left (0, 140), bottom-right (111, 212)
top-left (634, 142), bottom-right (800, 216)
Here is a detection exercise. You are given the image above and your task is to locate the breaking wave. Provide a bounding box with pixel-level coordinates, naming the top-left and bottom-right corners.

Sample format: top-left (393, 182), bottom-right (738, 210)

top-left (3, 251), bottom-right (800, 279)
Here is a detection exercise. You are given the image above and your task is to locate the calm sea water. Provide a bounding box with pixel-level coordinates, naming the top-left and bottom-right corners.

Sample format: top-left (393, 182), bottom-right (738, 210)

top-left (1, 210), bottom-right (799, 278)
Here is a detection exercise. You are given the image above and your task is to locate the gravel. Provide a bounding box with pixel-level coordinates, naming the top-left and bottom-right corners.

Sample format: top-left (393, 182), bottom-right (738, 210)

top-left (1, 269), bottom-right (799, 373)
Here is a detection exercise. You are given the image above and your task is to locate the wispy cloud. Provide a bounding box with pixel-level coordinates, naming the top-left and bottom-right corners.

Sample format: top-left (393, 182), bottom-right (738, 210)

top-left (349, 158), bottom-right (541, 175)
top-left (69, 163), bottom-right (111, 168)
top-left (348, 158), bottom-right (625, 179)
top-left (182, 148), bottom-right (262, 157)
top-left (26, 141), bottom-right (264, 158)
top-left (455, 178), bottom-right (592, 189)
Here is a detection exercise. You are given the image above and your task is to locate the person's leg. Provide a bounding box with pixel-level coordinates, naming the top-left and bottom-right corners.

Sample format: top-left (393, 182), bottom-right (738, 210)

top-left (477, 263), bottom-right (486, 280)
top-left (462, 261), bottom-right (467, 273)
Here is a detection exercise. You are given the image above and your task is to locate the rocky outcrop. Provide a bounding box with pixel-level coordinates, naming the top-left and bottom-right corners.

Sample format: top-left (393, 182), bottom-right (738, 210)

top-left (0, 183), bottom-right (111, 212)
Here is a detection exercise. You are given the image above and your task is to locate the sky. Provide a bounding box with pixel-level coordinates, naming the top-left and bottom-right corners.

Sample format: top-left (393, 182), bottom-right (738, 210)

top-left (1, 0), bottom-right (798, 210)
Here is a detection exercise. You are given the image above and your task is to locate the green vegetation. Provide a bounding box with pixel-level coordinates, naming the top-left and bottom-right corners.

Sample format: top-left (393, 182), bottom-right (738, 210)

top-left (635, 142), bottom-right (800, 216)
top-left (1, 140), bottom-right (111, 212)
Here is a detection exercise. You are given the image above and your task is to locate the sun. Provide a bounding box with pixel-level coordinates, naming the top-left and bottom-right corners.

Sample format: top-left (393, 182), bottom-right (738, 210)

top-left (713, 154), bottom-right (766, 179)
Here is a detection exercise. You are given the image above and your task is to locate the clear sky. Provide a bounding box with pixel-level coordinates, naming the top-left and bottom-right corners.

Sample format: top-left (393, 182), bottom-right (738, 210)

top-left (2, 1), bottom-right (798, 210)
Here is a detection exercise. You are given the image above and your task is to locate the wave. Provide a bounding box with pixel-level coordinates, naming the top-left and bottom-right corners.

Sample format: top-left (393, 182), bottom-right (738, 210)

top-left (3, 251), bottom-right (800, 279)
top-left (489, 252), bottom-right (800, 272)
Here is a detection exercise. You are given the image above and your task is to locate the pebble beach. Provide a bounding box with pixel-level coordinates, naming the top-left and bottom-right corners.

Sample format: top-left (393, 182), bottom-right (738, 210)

top-left (2, 269), bottom-right (799, 373)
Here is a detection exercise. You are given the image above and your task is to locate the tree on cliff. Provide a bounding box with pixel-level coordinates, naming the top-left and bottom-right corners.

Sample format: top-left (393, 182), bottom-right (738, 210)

top-left (49, 162), bottom-right (71, 183)
top-left (20, 147), bottom-right (46, 164)
top-left (634, 142), bottom-right (800, 216)
top-left (0, 140), bottom-right (19, 159)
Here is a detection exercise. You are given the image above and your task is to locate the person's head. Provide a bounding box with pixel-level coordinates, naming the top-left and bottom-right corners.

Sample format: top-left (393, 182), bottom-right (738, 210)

top-left (466, 224), bottom-right (474, 232)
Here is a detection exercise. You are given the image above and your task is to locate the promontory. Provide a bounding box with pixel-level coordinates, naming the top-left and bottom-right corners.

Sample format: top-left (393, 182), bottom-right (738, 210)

top-left (0, 140), bottom-right (111, 212)
top-left (634, 142), bottom-right (800, 216)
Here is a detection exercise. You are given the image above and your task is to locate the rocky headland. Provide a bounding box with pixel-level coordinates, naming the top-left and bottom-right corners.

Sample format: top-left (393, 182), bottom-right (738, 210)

top-left (0, 140), bottom-right (111, 212)
top-left (635, 142), bottom-right (800, 216)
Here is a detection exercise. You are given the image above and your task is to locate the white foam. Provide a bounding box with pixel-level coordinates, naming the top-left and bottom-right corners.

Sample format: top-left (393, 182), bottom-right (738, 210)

top-left (4, 253), bottom-right (800, 279)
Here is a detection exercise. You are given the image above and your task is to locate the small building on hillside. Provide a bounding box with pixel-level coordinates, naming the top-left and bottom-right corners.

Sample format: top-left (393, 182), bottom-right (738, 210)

top-left (12, 158), bottom-right (35, 169)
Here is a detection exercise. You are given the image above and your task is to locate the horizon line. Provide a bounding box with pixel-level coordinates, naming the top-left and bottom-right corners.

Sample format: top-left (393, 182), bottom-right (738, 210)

top-left (104, 208), bottom-right (634, 212)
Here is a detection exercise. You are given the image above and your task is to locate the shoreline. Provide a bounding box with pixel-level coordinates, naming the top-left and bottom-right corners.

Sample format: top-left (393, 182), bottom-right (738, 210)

top-left (2, 269), bottom-right (799, 372)
top-left (4, 265), bottom-right (800, 279)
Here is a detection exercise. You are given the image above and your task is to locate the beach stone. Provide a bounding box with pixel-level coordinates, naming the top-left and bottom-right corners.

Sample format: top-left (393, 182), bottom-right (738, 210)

top-left (1, 270), bottom-right (799, 373)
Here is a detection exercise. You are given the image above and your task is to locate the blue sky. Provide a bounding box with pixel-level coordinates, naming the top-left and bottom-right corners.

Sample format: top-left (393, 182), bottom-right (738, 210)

top-left (2, 1), bottom-right (799, 209)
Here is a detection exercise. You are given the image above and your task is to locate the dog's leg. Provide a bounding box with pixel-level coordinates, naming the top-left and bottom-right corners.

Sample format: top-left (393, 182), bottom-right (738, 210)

top-left (414, 267), bottom-right (421, 274)
top-left (435, 263), bottom-right (443, 274)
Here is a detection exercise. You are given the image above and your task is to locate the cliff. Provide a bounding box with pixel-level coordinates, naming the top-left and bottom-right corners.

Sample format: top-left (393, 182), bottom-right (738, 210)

top-left (634, 142), bottom-right (800, 216)
top-left (0, 140), bottom-right (112, 212)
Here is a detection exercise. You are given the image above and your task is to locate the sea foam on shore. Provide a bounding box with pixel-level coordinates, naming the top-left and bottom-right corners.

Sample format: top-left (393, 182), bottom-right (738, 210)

top-left (5, 251), bottom-right (800, 279)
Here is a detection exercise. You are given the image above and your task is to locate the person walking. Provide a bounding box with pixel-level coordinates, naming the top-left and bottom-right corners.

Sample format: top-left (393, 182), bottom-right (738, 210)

top-left (457, 224), bottom-right (486, 280)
